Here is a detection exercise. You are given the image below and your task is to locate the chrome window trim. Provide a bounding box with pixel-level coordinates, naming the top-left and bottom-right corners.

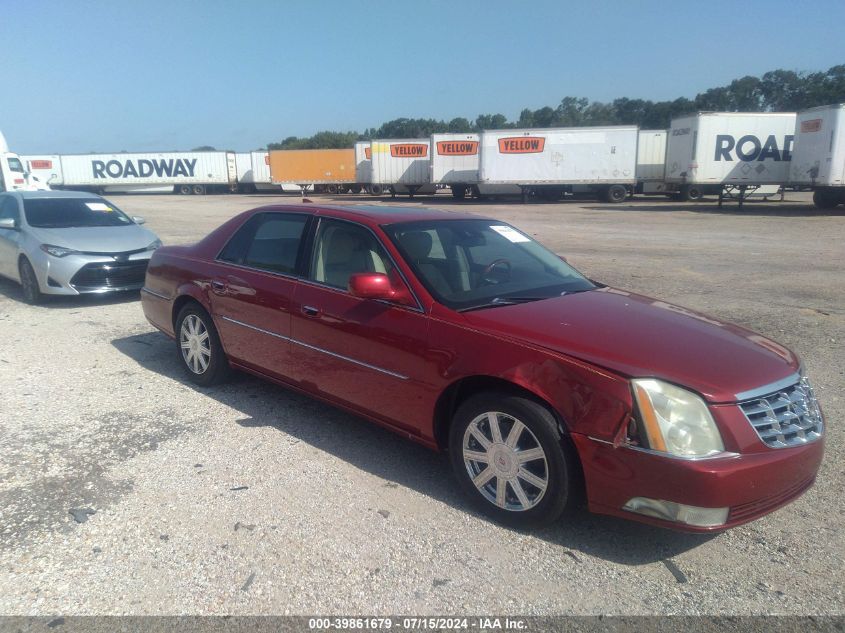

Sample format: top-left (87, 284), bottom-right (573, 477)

top-left (219, 315), bottom-right (410, 381)
top-left (141, 287), bottom-right (170, 301)
top-left (211, 259), bottom-right (300, 283)
top-left (734, 372), bottom-right (801, 402)
top-left (587, 436), bottom-right (740, 461)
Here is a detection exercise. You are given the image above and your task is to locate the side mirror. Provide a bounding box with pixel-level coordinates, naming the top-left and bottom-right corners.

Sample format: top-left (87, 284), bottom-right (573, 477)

top-left (348, 273), bottom-right (397, 300)
top-left (132, 216), bottom-right (146, 225)
top-left (0, 217), bottom-right (16, 230)
top-left (349, 272), bottom-right (417, 307)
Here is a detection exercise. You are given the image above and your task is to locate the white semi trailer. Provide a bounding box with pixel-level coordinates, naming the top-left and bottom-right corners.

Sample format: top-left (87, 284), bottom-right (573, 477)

top-left (20, 151), bottom-right (239, 194)
top-left (664, 112), bottom-right (795, 206)
top-left (790, 104), bottom-right (845, 208)
top-left (478, 126), bottom-right (638, 202)
top-left (370, 139), bottom-right (437, 197)
top-left (430, 133), bottom-right (521, 199)
top-left (635, 130), bottom-right (668, 194)
top-left (354, 141), bottom-right (376, 194)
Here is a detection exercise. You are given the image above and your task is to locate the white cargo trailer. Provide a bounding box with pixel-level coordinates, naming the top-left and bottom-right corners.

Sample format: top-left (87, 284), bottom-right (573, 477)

top-left (354, 141), bottom-right (375, 193)
top-left (479, 126), bottom-right (638, 202)
top-left (790, 104), bottom-right (845, 208)
top-left (635, 130), bottom-right (668, 194)
top-left (430, 133), bottom-right (520, 199)
top-left (664, 112), bottom-right (795, 204)
top-left (33, 151), bottom-right (239, 194)
top-left (370, 139), bottom-right (436, 197)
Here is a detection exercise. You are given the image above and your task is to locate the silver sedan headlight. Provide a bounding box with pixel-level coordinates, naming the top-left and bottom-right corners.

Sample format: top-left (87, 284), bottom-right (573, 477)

top-left (632, 378), bottom-right (725, 457)
top-left (40, 244), bottom-right (78, 258)
top-left (146, 239), bottom-right (162, 251)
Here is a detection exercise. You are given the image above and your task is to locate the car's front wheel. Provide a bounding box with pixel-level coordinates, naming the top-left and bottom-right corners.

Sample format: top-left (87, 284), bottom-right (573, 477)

top-left (19, 258), bottom-right (43, 305)
top-left (449, 393), bottom-right (575, 528)
top-left (175, 303), bottom-right (230, 386)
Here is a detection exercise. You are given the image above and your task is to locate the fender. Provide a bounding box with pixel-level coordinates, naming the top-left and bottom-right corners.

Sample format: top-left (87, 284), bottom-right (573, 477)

top-left (428, 317), bottom-right (632, 442)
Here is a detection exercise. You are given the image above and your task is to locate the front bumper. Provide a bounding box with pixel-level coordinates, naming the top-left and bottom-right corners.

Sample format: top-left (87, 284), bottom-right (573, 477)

top-left (572, 432), bottom-right (824, 532)
top-left (32, 250), bottom-right (152, 296)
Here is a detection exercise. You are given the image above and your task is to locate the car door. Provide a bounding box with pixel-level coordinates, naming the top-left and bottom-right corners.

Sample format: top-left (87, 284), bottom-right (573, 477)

top-left (0, 195), bottom-right (23, 279)
top-left (289, 217), bottom-right (433, 435)
top-left (207, 211), bottom-right (310, 381)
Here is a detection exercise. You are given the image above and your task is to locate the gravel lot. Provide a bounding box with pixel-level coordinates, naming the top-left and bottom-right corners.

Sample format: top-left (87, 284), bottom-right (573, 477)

top-left (0, 191), bottom-right (842, 615)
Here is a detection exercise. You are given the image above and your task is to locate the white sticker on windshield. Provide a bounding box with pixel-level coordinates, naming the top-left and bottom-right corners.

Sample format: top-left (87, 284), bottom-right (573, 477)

top-left (86, 202), bottom-right (113, 211)
top-left (490, 225), bottom-right (530, 243)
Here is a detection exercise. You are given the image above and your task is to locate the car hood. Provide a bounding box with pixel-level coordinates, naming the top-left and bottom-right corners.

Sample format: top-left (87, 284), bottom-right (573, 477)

top-left (461, 288), bottom-right (799, 403)
top-left (27, 224), bottom-right (159, 253)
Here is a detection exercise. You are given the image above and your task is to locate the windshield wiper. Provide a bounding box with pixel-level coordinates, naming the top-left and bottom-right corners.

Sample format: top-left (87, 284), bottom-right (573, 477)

top-left (458, 296), bottom-right (547, 313)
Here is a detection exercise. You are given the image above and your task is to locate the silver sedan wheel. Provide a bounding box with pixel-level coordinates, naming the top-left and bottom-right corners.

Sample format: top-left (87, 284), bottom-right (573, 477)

top-left (180, 314), bottom-right (211, 374)
top-left (462, 411), bottom-right (549, 512)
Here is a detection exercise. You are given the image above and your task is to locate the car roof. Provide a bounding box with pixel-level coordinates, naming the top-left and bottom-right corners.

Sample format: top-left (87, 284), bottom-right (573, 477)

top-left (248, 203), bottom-right (490, 225)
top-left (7, 190), bottom-right (103, 199)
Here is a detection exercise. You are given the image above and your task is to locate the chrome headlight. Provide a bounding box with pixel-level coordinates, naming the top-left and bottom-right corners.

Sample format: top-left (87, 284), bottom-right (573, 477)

top-left (632, 378), bottom-right (725, 457)
top-left (146, 239), bottom-right (162, 251)
top-left (40, 244), bottom-right (78, 258)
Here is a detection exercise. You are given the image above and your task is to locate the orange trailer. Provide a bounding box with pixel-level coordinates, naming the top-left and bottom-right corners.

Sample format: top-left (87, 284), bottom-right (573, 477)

top-left (269, 149), bottom-right (357, 192)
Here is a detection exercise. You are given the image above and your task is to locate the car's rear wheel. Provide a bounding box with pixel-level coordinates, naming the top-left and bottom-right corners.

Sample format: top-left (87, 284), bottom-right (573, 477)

top-left (19, 258), bottom-right (43, 305)
top-left (449, 393), bottom-right (573, 527)
top-left (175, 304), bottom-right (230, 386)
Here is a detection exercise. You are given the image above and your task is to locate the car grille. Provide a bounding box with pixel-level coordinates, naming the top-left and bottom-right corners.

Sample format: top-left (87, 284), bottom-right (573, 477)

top-left (738, 376), bottom-right (824, 448)
top-left (70, 260), bottom-right (150, 290)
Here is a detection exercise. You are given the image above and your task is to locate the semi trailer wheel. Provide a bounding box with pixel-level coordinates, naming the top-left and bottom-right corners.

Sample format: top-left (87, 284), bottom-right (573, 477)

top-left (369, 184), bottom-right (383, 196)
top-left (605, 185), bottom-right (627, 203)
top-left (192, 184), bottom-right (205, 195)
top-left (813, 189), bottom-right (842, 209)
top-left (178, 184), bottom-right (192, 195)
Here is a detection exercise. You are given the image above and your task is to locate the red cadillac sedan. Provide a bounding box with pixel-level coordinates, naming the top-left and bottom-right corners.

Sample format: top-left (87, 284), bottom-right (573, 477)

top-left (141, 204), bottom-right (824, 531)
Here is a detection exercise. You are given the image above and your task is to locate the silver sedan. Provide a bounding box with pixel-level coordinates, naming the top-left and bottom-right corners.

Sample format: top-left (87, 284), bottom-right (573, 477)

top-left (0, 190), bottom-right (162, 304)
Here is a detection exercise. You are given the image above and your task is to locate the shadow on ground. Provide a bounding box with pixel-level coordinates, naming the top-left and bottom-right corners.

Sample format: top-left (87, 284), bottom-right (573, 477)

top-left (0, 276), bottom-right (140, 308)
top-left (112, 330), bottom-right (717, 566)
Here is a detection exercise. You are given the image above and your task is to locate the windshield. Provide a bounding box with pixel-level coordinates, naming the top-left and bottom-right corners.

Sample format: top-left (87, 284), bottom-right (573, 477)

top-left (385, 219), bottom-right (596, 311)
top-left (7, 157), bottom-right (24, 173)
top-left (23, 198), bottom-right (134, 228)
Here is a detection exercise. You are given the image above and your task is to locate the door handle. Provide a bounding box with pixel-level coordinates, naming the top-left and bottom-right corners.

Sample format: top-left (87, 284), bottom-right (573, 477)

top-left (211, 279), bottom-right (227, 293)
top-left (301, 305), bottom-right (320, 317)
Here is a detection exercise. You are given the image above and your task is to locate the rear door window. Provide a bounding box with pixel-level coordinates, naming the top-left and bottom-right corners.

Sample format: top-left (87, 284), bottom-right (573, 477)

top-left (218, 213), bottom-right (309, 276)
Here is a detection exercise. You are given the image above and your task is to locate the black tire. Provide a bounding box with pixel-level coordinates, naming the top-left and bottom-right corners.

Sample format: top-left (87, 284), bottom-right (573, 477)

top-left (18, 258), bottom-right (43, 305)
top-left (325, 184), bottom-right (339, 195)
top-left (368, 184), bottom-right (383, 196)
top-left (178, 184), bottom-right (192, 195)
top-left (192, 184), bottom-right (206, 195)
top-left (175, 303), bottom-right (231, 386)
top-left (605, 184), bottom-right (627, 203)
top-left (448, 392), bottom-right (576, 528)
top-left (813, 189), bottom-right (841, 209)
top-left (451, 185), bottom-right (467, 200)
top-left (348, 184), bottom-right (362, 194)
top-left (680, 185), bottom-right (704, 202)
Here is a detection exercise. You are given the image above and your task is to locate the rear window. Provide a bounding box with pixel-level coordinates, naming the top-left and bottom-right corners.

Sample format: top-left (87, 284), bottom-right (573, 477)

top-left (23, 198), bottom-right (134, 228)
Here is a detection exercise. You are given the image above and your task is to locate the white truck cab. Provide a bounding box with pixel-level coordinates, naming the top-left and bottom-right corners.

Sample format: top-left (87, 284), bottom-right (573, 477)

top-left (0, 130), bottom-right (49, 192)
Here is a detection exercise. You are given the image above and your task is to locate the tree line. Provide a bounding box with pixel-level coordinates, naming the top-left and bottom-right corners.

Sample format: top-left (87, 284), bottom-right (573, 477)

top-left (264, 65), bottom-right (845, 150)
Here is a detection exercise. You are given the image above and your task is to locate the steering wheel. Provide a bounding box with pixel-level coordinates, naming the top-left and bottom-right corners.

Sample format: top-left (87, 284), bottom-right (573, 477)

top-left (479, 258), bottom-right (512, 285)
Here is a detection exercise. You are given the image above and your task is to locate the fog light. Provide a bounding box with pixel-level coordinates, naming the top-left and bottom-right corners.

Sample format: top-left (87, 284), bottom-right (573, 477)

top-left (623, 497), bottom-right (729, 528)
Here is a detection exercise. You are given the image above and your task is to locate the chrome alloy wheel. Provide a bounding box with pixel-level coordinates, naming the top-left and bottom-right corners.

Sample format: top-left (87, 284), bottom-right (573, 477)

top-left (180, 314), bottom-right (211, 374)
top-left (462, 411), bottom-right (549, 511)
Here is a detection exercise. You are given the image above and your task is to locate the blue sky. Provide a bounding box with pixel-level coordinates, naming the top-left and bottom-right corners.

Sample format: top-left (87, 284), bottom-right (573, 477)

top-left (2, 0), bottom-right (844, 154)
